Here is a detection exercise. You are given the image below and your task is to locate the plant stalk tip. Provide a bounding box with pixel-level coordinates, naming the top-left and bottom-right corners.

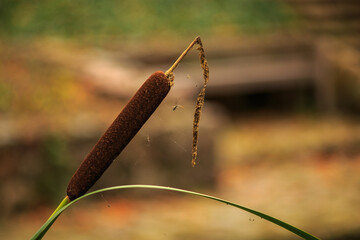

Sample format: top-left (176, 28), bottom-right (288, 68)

top-left (165, 36), bottom-right (201, 77)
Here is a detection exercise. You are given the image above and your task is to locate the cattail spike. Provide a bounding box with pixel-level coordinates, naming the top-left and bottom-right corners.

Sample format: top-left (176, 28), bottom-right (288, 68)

top-left (67, 71), bottom-right (171, 200)
top-left (66, 36), bottom-right (209, 200)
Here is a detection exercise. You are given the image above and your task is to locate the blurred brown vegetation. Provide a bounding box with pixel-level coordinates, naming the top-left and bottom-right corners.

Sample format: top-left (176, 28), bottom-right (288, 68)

top-left (1, 0), bottom-right (360, 239)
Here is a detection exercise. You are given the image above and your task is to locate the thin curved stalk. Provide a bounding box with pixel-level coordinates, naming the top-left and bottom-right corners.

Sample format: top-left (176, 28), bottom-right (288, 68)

top-left (31, 185), bottom-right (320, 240)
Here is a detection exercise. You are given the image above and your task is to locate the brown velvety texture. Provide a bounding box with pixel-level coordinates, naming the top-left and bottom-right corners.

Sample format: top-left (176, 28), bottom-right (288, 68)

top-left (67, 71), bottom-right (170, 200)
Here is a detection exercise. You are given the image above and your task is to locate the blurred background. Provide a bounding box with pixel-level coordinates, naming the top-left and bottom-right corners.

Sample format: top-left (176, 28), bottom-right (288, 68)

top-left (1, 0), bottom-right (360, 239)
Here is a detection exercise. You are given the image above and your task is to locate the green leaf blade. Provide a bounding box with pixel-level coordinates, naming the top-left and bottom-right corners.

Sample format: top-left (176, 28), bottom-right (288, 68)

top-left (31, 185), bottom-right (320, 240)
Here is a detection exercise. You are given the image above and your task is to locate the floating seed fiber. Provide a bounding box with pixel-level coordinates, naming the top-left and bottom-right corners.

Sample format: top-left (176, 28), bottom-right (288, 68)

top-left (66, 36), bottom-right (209, 201)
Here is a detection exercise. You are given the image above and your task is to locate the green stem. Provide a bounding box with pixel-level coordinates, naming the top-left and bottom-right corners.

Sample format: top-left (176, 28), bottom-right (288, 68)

top-left (31, 196), bottom-right (70, 239)
top-left (48, 196), bottom-right (70, 220)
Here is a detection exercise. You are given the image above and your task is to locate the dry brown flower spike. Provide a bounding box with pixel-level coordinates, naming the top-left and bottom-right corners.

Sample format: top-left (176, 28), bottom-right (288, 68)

top-left (66, 37), bottom-right (209, 200)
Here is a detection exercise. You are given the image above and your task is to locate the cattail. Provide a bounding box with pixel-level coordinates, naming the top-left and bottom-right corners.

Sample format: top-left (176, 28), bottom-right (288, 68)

top-left (66, 36), bottom-right (208, 201)
top-left (67, 71), bottom-right (171, 200)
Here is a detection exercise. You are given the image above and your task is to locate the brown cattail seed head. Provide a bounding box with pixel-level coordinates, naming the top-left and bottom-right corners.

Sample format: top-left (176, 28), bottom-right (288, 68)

top-left (67, 71), bottom-right (171, 200)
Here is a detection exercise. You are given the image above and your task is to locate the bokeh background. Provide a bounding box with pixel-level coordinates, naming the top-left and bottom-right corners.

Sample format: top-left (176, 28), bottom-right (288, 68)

top-left (1, 0), bottom-right (360, 239)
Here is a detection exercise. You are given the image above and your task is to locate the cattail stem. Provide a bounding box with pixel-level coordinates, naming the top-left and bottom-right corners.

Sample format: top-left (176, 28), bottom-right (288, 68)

top-left (165, 36), bottom-right (200, 77)
top-left (48, 196), bottom-right (70, 220)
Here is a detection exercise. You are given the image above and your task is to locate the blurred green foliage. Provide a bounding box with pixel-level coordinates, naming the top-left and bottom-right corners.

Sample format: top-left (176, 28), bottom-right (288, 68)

top-left (0, 0), bottom-right (294, 41)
